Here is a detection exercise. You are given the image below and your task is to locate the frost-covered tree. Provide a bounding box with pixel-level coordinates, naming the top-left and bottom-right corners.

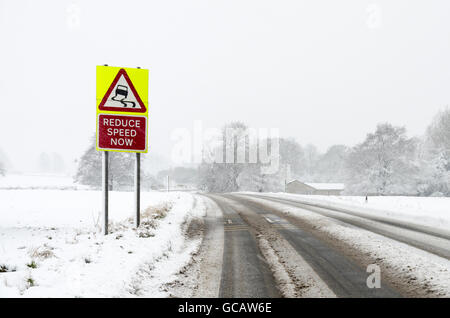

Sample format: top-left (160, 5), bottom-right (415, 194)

top-left (74, 135), bottom-right (134, 190)
top-left (345, 123), bottom-right (419, 195)
top-left (417, 150), bottom-right (449, 196)
top-left (198, 162), bottom-right (239, 192)
top-left (236, 163), bottom-right (284, 192)
top-left (259, 169), bottom-right (284, 192)
top-left (37, 152), bottom-right (51, 173)
top-left (236, 164), bottom-right (263, 192)
top-left (315, 145), bottom-right (349, 182)
top-left (0, 160), bottom-right (5, 176)
top-left (426, 107), bottom-right (450, 153)
top-left (198, 122), bottom-right (250, 192)
top-left (0, 148), bottom-right (11, 174)
top-left (278, 138), bottom-right (305, 178)
top-left (74, 139), bottom-right (102, 188)
top-left (303, 144), bottom-right (320, 180)
top-left (416, 108), bottom-right (450, 196)
top-left (51, 153), bottom-right (65, 173)
top-left (198, 122), bottom-right (284, 192)
top-left (221, 121), bottom-right (250, 191)
top-left (36, 152), bottom-right (66, 174)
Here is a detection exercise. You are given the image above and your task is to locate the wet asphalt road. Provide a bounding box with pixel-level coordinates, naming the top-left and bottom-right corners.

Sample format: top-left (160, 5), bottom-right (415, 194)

top-left (245, 194), bottom-right (450, 260)
top-left (206, 194), bottom-right (401, 298)
top-left (211, 197), bottom-right (281, 298)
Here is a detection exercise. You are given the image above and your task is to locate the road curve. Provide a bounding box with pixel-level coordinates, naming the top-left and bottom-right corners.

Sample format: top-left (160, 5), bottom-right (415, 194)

top-left (205, 194), bottom-right (401, 298)
top-left (242, 194), bottom-right (450, 260)
top-left (223, 194), bottom-right (400, 298)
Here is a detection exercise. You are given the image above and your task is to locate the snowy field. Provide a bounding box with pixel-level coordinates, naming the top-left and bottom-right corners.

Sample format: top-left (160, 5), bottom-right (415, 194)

top-left (260, 193), bottom-right (450, 233)
top-left (0, 174), bottom-right (85, 190)
top-left (0, 189), bottom-right (206, 297)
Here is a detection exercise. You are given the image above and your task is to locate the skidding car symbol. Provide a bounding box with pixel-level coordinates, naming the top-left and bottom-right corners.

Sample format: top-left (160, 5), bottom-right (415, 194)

top-left (111, 85), bottom-right (136, 108)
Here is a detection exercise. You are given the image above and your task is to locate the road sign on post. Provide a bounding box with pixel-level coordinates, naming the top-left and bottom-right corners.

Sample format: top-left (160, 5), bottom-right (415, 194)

top-left (96, 65), bottom-right (149, 234)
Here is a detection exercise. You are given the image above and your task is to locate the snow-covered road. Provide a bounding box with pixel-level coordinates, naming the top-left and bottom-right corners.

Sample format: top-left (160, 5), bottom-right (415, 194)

top-left (244, 194), bottom-right (450, 259)
top-left (233, 193), bottom-right (450, 297)
top-left (254, 193), bottom-right (450, 233)
top-left (2, 187), bottom-right (449, 298)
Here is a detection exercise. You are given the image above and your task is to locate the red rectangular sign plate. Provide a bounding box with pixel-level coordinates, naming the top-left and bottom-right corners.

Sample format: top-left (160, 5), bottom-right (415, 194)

top-left (97, 114), bottom-right (147, 152)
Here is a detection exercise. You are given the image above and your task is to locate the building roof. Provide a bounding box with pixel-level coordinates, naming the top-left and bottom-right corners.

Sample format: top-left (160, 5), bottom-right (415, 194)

top-left (287, 180), bottom-right (344, 191)
top-left (304, 182), bottom-right (345, 190)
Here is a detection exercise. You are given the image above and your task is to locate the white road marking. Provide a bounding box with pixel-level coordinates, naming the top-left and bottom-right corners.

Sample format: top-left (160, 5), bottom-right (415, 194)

top-left (264, 217), bottom-right (274, 224)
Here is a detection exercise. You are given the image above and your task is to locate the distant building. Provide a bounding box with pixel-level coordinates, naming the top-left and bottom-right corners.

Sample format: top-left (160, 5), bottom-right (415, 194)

top-left (286, 180), bottom-right (344, 195)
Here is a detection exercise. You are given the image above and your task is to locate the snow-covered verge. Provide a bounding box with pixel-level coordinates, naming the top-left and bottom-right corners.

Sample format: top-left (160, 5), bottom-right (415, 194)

top-left (0, 190), bottom-right (206, 297)
top-left (254, 193), bottom-right (450, 233)
top-left (0, 174), bottom-right (87, 190)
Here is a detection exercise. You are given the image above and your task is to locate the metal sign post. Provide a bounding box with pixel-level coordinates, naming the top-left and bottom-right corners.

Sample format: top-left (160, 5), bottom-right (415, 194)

top-left (102, 151), bottom-right (109, 235)
top-left (167, 175), bottom-right (170, 192)
top-left (134, 153), bottom-right (140, 228)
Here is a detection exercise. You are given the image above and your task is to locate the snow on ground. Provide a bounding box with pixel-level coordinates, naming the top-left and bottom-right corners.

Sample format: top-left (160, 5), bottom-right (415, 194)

top-left (260, 193), bottom-right (450, 233)
top-left (0, 174), bottom-right (86, 190)
top-left (0, 190), bottom-right (168, 229)
top-left (0, 189), bottom-right (206, 297)
top-left (240, 194), bottom-right (450, 297)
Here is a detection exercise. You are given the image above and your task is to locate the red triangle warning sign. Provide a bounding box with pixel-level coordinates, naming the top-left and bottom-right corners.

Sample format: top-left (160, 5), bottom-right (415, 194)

top-left (98, 69), bottom-right (147, 113)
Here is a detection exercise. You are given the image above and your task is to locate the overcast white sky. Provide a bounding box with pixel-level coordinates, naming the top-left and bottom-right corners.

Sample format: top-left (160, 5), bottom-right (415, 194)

top-left (1, 0), bottom-right (450, 173)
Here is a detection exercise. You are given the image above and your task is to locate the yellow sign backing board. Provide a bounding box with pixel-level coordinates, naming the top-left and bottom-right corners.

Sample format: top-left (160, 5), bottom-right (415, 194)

top-left (96, 66), bottom-right (149, 153)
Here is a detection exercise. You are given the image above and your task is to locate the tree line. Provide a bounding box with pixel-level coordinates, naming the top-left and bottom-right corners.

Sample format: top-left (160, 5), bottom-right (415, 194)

top-left (73, 107), bottom-right (449, 196)
top-left (197, 108), bottom-right (449, 196)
